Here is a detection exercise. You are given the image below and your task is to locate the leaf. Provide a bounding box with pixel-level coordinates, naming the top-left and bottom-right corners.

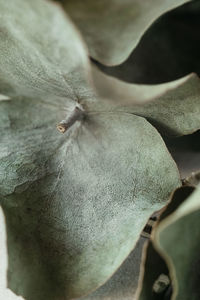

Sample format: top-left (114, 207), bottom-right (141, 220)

top-left (96, 0), bottom-right (200, 83)
top-left (0, 96), bottom-right (180, 300)
top-left (81, 237), bottom-right (147, 300)
top-left (91, 69), bottom-right (200, 137)
top-left (137, 186), bottom-right (195, 300)
top-left (0, 0), bottom-right (89, 99)
top-left (0, 0), bottom-right (181, 299)
top-left (58, 0), bottom-right (190, 66)
top-left (128, 74), bottom-right (200, 137)
top-left (154, 186), bottom-right (200, 300)
top-left (91, 66), bottom-right (194, 106)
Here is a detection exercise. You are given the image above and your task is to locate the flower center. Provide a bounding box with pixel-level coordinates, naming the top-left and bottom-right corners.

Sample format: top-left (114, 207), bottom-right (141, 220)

top-left (57, 106), bottom-right (84, 133)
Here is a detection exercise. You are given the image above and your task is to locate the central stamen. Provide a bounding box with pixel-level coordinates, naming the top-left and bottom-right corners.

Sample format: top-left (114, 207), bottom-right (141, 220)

top-left (57, 106), bottom-right (84, 133)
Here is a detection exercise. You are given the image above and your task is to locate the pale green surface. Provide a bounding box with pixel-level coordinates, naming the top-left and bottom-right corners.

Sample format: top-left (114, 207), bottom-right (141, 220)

top-left (155, 186), bottom-right (200, 300)
top-left (82, 237), bottom-right (147, 300)
top-left (0, 0), bottom-right (89, 99)
top-left (95, 0), bottom-right (200, 85)
top-left (0, 0), bottom-right (191, 299)
top-left (91, 69), bottom-right (200, 137)
top-left (91, 66), bottom-right (194, 106)
top-left (61, 0), bottom-right (190, 65)
top-left (128, 74), bottom-right (200, 136)
top-left (0, 96), bottom-right (180, 299)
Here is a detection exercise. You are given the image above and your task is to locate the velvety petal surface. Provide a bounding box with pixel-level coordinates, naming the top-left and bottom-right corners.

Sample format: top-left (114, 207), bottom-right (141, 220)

top-left (59, 0), bottom-right (190, 66)
top-left (0, 0), bottom-right (89, 100)
top-left (91, 69), bottom-right (200, 137)
top-left (96, 0), bottom-right (200, 84)
top-left (90, 66), bottom-right (193, 106)
top-left (0, 95), bottom-right (180, 299)
top-left (0, 1), bottom-right (185, 299)
top-left (125, 74), bottom-right (200, 137)
top-left (154, 186), bottom-right (200, 300)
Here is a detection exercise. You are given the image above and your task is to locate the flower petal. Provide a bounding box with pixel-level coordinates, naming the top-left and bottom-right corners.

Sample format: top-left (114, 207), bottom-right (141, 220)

top-left (0, 0), bottom-right (89, 100)
top-left (0, 96), bottom-right (180, 299)
top-left (60, 0), bottom-right (190, 65)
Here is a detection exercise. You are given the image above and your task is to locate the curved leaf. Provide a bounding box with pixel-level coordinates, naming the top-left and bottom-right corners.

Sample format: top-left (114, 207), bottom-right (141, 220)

top-left (154, 186), bottom-right (200, 300)
top-left (0, 96), bottom-right (180, 299)
top-left (59, 0), bottom-right (190, 66)
top-left (91, 69), bottom-right (200, 137)
top-left (127, 74), bottom-right (200, 137)
top-left (91, 66), bottom-right (193, 106)
top-left (96, 0), bottom-right (200, 84)
top-left (137, 186), bottom-right (195, 300)
top-left (0, 0), bottom-right (89, 99)
top-left (0, 0), bottom-right (183, 299)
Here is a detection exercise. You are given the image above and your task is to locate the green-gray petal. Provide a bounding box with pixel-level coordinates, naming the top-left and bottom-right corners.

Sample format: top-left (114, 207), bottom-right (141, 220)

top-left (96, 0), bottom-right (200, 85)
top-left (60, 0), bottom-right (190, 66)
top-left (154, 185), bottom-right (200, 300)
top-left (0, 95), bottom-right (180, 299)
top-left (126, 74), bottom-right (200, 137)
top-left (0, 0), bottom-right (89, 100)
top-left (90, 68), bottom-right (200, 137)
top-left (90, 66), bottom-right (194, 107)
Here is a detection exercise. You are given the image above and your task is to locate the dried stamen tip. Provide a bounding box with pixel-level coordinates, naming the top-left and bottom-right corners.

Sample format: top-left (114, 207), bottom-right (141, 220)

top-left (57, 122), bottom-right (68, 133)
top-left (57, 106), bottom-right (84, 133)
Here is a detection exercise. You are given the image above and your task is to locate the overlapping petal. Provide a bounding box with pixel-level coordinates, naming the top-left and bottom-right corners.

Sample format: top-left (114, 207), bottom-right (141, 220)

top-left (0, 1), bottom-right (193, 300)
top-left (59, 0), bottom-right (190, 65)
